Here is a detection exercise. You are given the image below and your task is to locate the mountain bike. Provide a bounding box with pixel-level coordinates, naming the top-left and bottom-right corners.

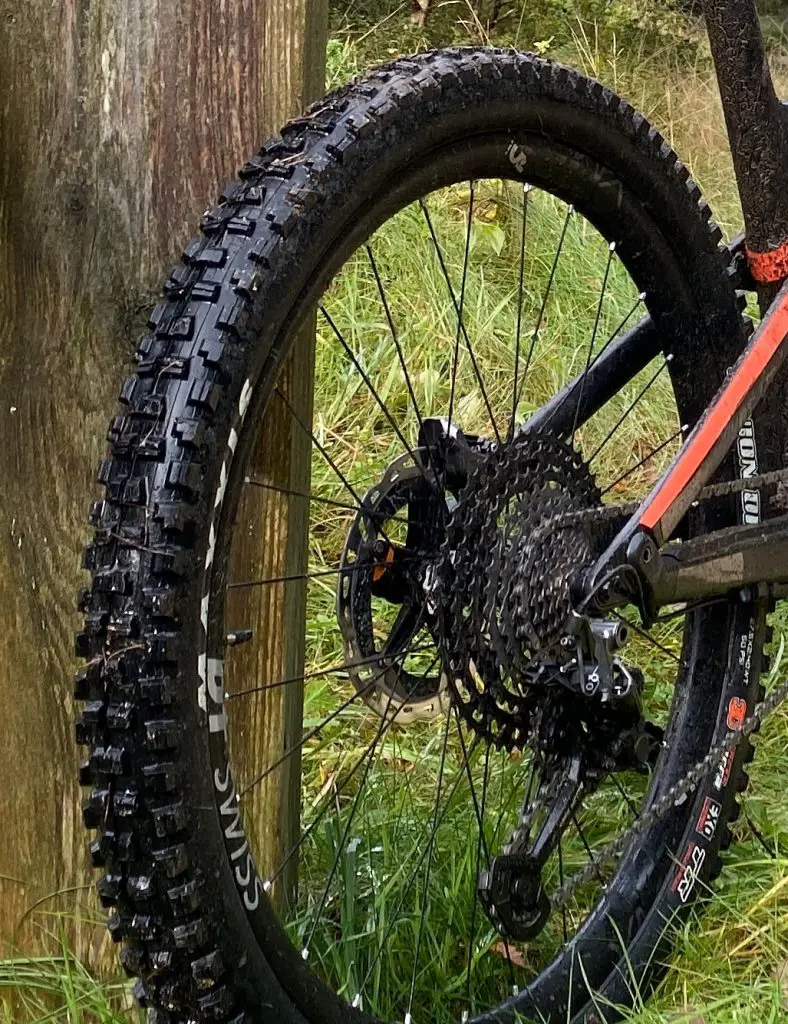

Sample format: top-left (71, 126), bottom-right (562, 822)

top-left (75, 1), bottom-right (788, 1021)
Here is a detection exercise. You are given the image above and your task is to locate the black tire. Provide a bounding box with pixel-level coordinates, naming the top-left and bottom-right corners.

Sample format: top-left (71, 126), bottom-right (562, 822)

top-left (76, 48), bottom-right (770, 1024)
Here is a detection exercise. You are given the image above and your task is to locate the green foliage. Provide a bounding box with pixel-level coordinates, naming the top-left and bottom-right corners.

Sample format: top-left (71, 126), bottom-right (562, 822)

top-left (329, 0), bottom-right (694, 69)
top-left (0, 933), bottom-right (139, 1023)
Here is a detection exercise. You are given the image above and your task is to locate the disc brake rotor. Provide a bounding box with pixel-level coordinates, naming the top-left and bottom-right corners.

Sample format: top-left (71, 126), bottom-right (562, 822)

top-left (337, 452), bottom-right (450, 723)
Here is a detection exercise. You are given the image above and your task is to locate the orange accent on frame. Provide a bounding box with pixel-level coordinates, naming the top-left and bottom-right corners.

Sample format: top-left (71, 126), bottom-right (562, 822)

top-left (640, 289), bottom-right (788, 533)
top-left (747, 243), bottom-right (788, 284)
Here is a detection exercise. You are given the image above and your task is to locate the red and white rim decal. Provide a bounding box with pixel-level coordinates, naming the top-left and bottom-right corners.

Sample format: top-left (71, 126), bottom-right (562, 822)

top-left (640, 286), bottom-right (788, 533)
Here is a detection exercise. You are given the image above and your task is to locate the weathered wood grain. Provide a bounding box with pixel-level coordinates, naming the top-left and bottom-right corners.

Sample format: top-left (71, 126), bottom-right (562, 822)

top-left (0, 0), bottom-right (327, 963)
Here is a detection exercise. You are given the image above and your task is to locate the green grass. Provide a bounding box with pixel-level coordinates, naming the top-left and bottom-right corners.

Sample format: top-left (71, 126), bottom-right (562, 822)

top-left (0, 935), bottom-right (137, 1024)
top-left (6, 6), bottom-right (788, 1024)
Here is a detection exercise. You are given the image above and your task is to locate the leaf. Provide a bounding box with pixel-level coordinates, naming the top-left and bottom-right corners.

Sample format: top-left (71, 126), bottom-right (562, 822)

top-left (490, 941), bottom-right (527, 968)
top-left (533, 37), bottom-right (555, 56)
top-left (471, 221), bottom-right (506, 257)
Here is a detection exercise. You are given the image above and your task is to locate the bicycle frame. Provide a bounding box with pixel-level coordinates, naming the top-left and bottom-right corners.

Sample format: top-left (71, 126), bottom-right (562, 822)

top-left (529, 0), bottom-right (788, 616)
top-left (705, 0), bottom-right (788, 294)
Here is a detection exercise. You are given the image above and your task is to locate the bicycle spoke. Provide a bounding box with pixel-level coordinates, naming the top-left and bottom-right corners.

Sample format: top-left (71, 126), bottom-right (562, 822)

top-left (587, 293), bottom-right (646, 377)
top-left (570, 242), bottom-right (616, 440)
top-left (320, 305), bottom-right (424, 471)
top-left (449, 182), bottom-right (475, 427)
top-left (510, 183), bottom-right (532, 440)
top-left (354, 735), bottom-right (480, 1003)
top-left (274, 386), bottom-right (399, 548)
top-left (610, 773), bottom-right (640, 820)
top-left (227, 554), bottom-right (422, 591)
top-left (227, 643), bottom-right (434, 700)
top-left (614, 612), bottom-right (681, 664)
top-left (406, 703), bottom-right (453, 1024)
top-left (453, 710), bottom-right (516, 989)
top-left (588, 355), bottom-right (673, 464)
top-left (237, 646), bottom-right (429, 799)
top-left (243, 476), bottom-right (410, 525)
top-left (453, 709), bottom-right (492, 864)
top-left (265, 655), bottom-right (440, 891)
top-left (419, 197), bottom-right (501, 444)
top-left (570, 809), bottom-right (605, 883)
top-left (367, 244), bottom-right (424, 431)
top-left (301, 645), bottom-right (422, 960)
top-left (601, 426), bottom-right (685, 496)
top-left (558, 837), bottom-right (568, 944)
top-left (513, 202), bottom-right (574, 419)
top-left (465, 740), bottom-right (491, 1011)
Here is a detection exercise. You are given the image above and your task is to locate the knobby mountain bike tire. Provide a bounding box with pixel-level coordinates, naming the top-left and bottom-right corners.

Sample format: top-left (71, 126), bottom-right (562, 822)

top-left (76, 48), bottom-right (771, 1024)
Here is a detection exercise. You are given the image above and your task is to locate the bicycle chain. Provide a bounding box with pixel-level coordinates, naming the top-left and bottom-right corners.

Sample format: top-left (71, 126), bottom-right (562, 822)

top-left (550, 674), bottom-right (788, 910)
top-left (439, 443), bottom-right (788, 917)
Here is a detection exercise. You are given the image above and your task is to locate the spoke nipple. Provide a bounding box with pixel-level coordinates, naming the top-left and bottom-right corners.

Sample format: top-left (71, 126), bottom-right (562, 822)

top-left (462, 1012), bottom-right (469, 1023)
top-left (405, 1013), bottom-right (413, 1024)
top-left (301, 947), bottom-right (310, 961)
top-left (352, 995), bottom-right (362, 1009)
top-left (263, 879), bottom-right (272, 893)
top-left (608, 241), bottom-right (617, 252)
top-left (244, 475), bottom-right (251, 484)
top-left (666, 353), bottom-right (675, 362)
top-left (512, 985), bottom-right (520, 996)
top-left (568, 204), bottom-right (575, 215)
top-left (681, 423), bottom-right (690, 433)
top-left (226, 629), bottom-right (254, 647)
top-left (639, 291), bottom-right (647, 301)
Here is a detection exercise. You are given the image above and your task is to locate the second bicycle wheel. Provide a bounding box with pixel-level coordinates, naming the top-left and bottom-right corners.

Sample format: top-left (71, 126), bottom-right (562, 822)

top-left (77, 49), bottom-right (770, 1024)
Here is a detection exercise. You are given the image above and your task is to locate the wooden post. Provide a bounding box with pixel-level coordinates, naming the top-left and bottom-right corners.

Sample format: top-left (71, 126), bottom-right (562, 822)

top-left (0, 0), bottom-right (327, 962)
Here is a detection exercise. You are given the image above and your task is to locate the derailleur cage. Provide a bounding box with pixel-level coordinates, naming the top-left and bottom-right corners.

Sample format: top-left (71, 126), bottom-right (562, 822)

top-left (477, 851), bottom-right (551, 942)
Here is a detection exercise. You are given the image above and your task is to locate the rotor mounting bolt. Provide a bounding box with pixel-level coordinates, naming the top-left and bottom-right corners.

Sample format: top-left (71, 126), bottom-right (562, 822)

top-left (373, 538), bottom-right (388, 558)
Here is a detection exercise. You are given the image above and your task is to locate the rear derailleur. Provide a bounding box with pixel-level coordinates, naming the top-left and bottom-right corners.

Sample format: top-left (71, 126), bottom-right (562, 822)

top-left (477, 622), bottom-right (663, 943)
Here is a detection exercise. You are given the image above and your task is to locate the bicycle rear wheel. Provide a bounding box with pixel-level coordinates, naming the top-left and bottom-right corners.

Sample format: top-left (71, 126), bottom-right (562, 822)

top-left (77, 49), bottom-right (769, 1024)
